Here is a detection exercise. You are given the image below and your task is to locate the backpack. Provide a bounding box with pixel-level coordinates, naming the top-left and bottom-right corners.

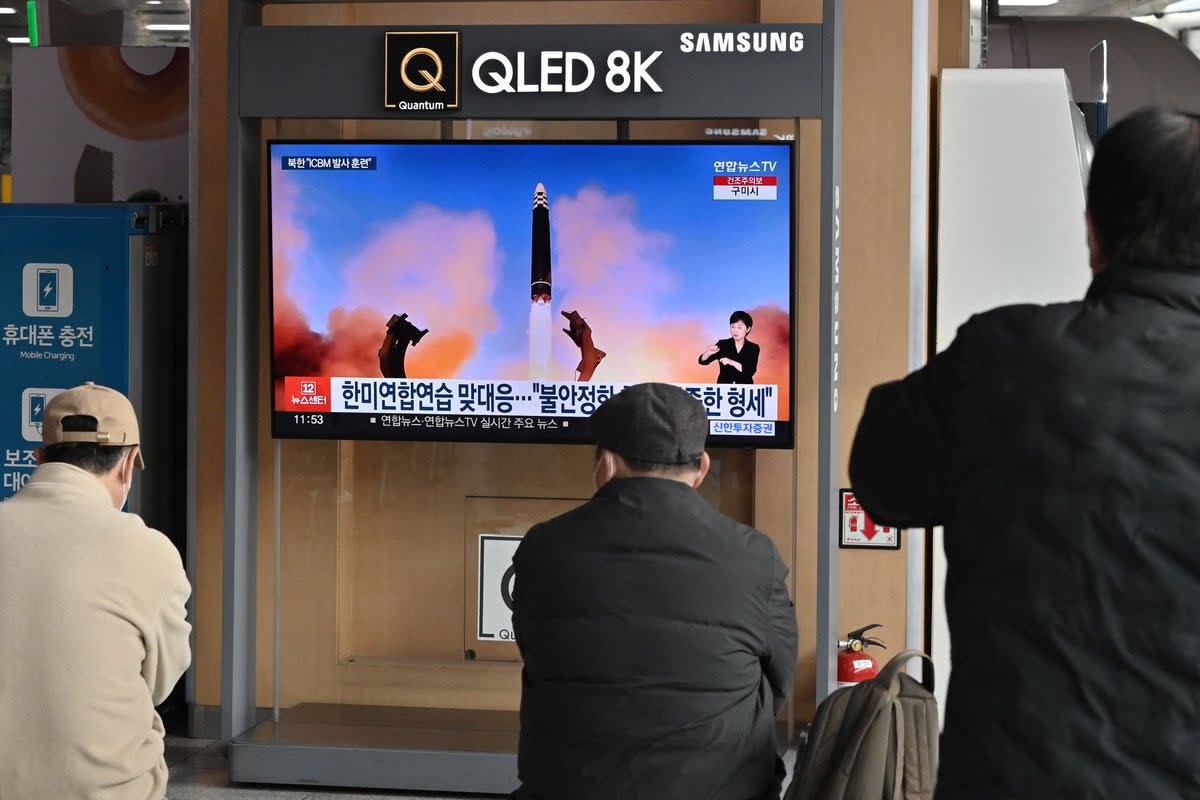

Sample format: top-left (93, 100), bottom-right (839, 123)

top-left (787, 650), bottom-right (939, 800)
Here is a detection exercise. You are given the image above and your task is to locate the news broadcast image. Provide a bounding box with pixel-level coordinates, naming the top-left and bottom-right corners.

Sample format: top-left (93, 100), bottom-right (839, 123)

top-left (270, 141), bottom-right (794, 447)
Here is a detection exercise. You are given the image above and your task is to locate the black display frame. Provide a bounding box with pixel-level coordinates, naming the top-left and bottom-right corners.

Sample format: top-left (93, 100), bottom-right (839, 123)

top-left (265, 137), bottom-right (798, 450)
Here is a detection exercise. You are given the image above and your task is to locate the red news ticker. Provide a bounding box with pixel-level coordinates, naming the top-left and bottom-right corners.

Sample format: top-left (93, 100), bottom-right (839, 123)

top-left (713, 176), bottom-right (779, 186)
top-left (282, 376), bottom-right (331, 412)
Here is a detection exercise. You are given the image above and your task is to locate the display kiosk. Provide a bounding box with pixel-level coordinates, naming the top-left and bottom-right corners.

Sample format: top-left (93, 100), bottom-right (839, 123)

top-left (215, 5), bottom-right (845, 793)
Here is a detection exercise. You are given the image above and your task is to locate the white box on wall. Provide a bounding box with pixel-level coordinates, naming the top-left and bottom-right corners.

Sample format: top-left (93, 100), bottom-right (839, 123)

top-left (930, 68), bottom-right (1092, 725)
top-left (11, 46), bottom-right (187, 203)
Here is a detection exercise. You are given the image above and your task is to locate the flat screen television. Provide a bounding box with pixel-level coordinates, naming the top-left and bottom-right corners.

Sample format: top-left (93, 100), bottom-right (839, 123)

top-left (269, 140), bottom-right (795, 449)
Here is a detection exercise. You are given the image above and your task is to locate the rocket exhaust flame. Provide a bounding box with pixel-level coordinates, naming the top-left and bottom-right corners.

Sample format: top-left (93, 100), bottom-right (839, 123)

top-left (529, 302), bottom-right (553, 380)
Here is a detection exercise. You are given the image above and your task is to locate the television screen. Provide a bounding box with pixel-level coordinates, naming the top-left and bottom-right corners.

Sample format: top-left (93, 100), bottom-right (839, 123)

top-left (269, 140), bottom-right (795, 449)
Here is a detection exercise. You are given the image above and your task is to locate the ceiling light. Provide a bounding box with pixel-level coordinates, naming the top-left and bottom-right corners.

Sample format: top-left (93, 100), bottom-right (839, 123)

top-left (0, 7), bottom-right (16, 14)
top-left (144, 23), bottom-right (189, 31)
top-left (146, 0), bottom-right (163, 4)
top-left (1164, 0), bottom-right (1200, 12)
top-left (997, 0), bottom-right (1059, 5)
top-left (7, 35), bottom-right (29, 43)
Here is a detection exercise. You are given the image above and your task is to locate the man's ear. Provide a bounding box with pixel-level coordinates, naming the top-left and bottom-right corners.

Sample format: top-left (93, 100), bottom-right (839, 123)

top-left (123, 447), bottom-right (139, 483)
top-left (1086, 213), bottom-right (1107, 274)
top-left (593, 447), bottom-right (616, 490)
top-left (692, 451), bottom-right (711, 489)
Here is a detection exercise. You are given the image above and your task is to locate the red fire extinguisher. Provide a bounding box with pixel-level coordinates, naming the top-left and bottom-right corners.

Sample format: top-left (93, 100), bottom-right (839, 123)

top-left (836, 624), bottom-right (886, 687)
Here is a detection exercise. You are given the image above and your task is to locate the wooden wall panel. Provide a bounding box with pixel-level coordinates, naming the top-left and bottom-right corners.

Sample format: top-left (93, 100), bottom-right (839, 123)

top-left (267, 436), bottom-right (753, 709)
top-left (940, 0), bottom-right (970, 73)
top-left (833, 0), bottom-right (916, 671)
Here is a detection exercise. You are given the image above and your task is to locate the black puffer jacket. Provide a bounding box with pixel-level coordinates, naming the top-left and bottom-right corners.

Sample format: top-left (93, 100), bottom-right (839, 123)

top-left (850, 264), bottom-right (1200, 799)
top-left (511, 477), bottom-right (797, 800)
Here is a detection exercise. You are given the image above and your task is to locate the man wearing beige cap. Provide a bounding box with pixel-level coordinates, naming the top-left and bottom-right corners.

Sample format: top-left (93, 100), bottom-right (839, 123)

top-left (0, 381), bottom-right (191, 800)
top-left (510, 383), bottom-right (798, 800)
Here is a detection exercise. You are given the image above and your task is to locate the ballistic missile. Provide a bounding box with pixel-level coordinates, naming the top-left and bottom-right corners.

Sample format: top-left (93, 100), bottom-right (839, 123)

top-left (531, 183), bottom-right (552, 303)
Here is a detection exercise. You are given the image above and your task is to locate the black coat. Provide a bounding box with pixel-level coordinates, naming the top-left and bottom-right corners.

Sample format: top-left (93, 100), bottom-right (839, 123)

top-left (511, 477), bottom-right (797, 800)
top-left (699, 338), bottom-right (761, 384)
top-left (849, 264), bottom-right (1200, 799)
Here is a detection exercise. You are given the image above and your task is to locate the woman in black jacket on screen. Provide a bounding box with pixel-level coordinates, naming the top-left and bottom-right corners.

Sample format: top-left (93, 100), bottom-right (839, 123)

top-left (698, 310), bottom-right (759, 384)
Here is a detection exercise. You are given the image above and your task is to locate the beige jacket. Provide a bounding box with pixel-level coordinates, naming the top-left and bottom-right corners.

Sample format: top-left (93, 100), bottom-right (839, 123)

top-left (0, 462), bottom-right (192, 800)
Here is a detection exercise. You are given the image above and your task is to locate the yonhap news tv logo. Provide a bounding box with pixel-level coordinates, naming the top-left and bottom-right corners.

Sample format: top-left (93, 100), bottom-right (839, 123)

top-left (282, 377), bottom-right (331, 412)
top-left (385, 31), bottom-right (461, 112)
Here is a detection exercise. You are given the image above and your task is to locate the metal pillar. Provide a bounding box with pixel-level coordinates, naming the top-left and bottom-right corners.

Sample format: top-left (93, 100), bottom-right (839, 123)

top-left (183, 0), bottom-right (200, 715)
top-left (907, 0), bottom-right (932, 676)
top-left (816, 0), bottom-right (844, 703)
top-left (220, 0), bottom-right (263, 742)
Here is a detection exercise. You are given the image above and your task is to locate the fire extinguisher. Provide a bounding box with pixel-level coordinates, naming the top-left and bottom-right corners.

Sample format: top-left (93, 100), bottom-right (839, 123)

top-left (836, 624), bottom-right (886, 687)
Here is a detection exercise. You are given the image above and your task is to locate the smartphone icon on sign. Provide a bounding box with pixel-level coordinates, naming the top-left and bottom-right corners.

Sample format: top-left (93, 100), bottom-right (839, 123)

top-left (36, 268), bottom-right (59, 313)
top-left (22, 263), bottom-right (73, 318)
top-left (22, 388), bottom-right (63, 443)
top-left (28, 393), bottom-right (45, 430)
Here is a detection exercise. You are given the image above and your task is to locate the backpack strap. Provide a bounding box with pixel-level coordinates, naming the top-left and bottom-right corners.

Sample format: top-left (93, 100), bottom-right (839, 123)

top-left (875, 649), bottom-right (935, 694)
top-left (891, 700), bottom-right (906, 800)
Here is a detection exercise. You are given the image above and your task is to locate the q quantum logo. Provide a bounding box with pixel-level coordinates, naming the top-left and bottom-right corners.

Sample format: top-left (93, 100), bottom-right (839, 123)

top-left (385, 31), bottom-right (461, 112)
top-left (500, 564), bottom-right (516, 612)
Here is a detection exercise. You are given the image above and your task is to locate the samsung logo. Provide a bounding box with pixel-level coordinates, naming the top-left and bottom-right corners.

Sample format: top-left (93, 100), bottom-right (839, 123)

top-left (679, 31), bottom-right (805, 54)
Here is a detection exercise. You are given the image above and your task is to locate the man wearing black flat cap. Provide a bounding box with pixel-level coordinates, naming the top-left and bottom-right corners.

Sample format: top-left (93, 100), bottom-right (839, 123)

top-left (510, 383), bottom-right (798, 800)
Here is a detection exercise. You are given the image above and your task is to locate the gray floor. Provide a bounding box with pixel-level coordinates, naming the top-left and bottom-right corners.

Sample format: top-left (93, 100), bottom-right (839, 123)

top-left (165, 737), bottom-right (489, 800)
top-left (166, 736), bottom-right (797, 800)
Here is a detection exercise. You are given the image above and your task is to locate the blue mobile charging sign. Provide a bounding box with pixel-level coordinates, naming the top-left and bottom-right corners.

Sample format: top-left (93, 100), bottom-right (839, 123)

top-left (0, 205), bottom-right (133, 499)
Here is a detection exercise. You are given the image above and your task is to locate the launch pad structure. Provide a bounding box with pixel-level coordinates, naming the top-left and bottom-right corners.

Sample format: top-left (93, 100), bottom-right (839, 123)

top-left (213, 10), bottom-right (860, 796)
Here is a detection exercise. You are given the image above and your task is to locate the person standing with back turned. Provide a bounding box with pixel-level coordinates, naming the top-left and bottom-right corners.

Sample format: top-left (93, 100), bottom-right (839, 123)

top-left (510, 382), bottom-right (797, 800)
top-left (0, 382), bottom-right (192, 800)
top-left (849, 108), bottom-right (1200, 799)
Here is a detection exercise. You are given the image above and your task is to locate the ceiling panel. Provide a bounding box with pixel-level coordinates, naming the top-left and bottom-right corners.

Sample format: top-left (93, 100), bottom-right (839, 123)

top-left (1000, 0), bottom-right (1174, 16)
top-left (0, 0), bottom-right (189, 50)
top-left (1, 0), bottom-right (1191, 53)
top-left (0, 1), bottom-right (28, 41)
